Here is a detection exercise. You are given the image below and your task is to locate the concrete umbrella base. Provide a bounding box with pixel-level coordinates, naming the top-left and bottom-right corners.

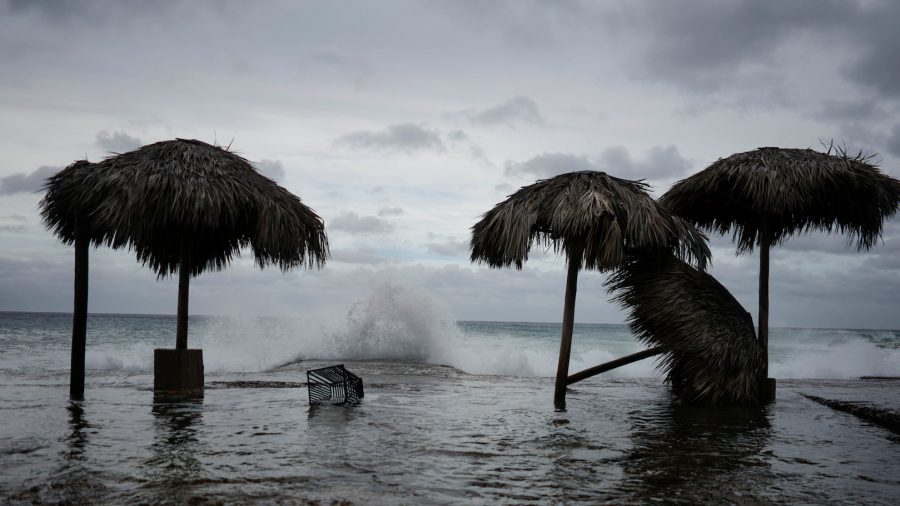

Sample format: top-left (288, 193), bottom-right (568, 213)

top-left (154, 349), bottom-right (204, 393)
top-left (760, 377), bottom-right (777, 403)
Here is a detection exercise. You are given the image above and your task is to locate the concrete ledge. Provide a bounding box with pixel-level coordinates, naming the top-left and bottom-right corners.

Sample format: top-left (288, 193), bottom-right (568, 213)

top-left (154, 349), bottom-right (204, 393)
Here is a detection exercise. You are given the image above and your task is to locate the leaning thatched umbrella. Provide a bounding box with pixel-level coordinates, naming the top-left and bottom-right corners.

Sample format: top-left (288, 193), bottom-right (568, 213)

top-left (41, 139), bottom-right (328, 394)
top-left (471, 171), bottom-right (710, 408)
top-left (607, 254), bottom-right (763, 404)
top-left (661, 147), bottom-right (900, 392)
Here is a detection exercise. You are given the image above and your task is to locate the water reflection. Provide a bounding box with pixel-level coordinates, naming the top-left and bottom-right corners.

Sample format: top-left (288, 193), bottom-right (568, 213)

top-left (307, 402), bottom-right (364, 423)
top-left (146, 393), bottom-right (205, 495)
top-left (65, 401), bottom-right (89, 458)
top-left (46, 401), bottom-right (104, 503)
top-left (619, 400), bottom-right (773, 502)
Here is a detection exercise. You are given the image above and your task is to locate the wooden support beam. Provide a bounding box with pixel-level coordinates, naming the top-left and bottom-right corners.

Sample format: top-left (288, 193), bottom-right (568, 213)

top-left (566, 346), bottom-right (664, 386)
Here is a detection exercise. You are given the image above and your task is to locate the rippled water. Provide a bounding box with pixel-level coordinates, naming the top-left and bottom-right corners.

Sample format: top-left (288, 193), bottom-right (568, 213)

top-left (2, 362), bottom-right (899, 504)
top-left (2, 307), bottom-right (900, 504)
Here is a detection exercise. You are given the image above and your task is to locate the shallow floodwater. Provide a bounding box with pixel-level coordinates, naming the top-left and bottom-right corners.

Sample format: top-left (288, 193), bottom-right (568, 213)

top-left (3, 363), bottom-right (899, 504)
top-left (2, 308), bottom-right (900, 504)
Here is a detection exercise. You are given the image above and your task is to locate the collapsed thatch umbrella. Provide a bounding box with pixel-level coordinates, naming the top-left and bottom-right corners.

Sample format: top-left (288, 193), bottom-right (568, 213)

top-left (41, 139), bottom-right (328, 394)
top-left (607, 254), bottom-right (763, 404)
top-left (661, 147), bottom-right (900, 387)
top-left (470, 171), bottom-right (710, 408)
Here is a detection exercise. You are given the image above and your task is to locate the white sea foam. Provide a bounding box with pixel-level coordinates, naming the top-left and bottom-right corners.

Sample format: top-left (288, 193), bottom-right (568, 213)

top-left (199, 281), bottom-right (660, 378)
top-left (770, 339), bottom-right (900, 379)
top-left (8, 285), bottom-right (896, 380)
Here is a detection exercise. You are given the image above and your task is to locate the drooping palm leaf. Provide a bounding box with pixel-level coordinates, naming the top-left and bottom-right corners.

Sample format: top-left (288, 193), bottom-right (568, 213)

top-left (607, 254), bottom-right (763, 405)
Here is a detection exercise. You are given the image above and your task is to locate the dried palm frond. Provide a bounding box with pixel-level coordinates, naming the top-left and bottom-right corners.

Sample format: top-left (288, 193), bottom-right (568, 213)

top-left (607, 254), bottom-right (763, 405)
top-left (661, 147), bottom-right (900, 253)
top-left (40, 139), bottom-right (328, 277)
top-left (471, 171), bottom-right (710, 271)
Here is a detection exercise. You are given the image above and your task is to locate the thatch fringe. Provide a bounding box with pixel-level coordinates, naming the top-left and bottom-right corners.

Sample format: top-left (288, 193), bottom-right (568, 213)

top-left (661, 147), bottom-right (900, 253)
top-left (471, 171), bottom-right (710, 271)
top-left (40, 139), bottom-right (328, 277)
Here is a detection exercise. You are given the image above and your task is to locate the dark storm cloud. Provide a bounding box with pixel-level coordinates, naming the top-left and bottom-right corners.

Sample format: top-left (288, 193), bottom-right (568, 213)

top-left (505, 146), bottom-right (691, 180)
top-left (253, 159), bottom-right (286, 182)
top-left (627, 0), bottom-right (900, 101)
top-left (329, 211), bottom-right (394, 234)
top-left (886, 124), bottom-right (900, 157)
top-left (425, 240), bottom-right (468, 256)
top-left (469, 96), bottom-right (544, 127)
top-left (780, 234), bottom-right (867, 255)
top-left (336, 123), bottom-right (445, 154)
top-left (4, 0), bottom-right (105, 21)
top-left (95, 130), bottom-right (142, 153)
top-left (841, 1), bottom-right (900, 99)
top-left (815, 99), bottom-right (887, 124)
top-left (0, 225), bottom-right (26, 233)
top-left (627, 0), bottom-right (852, 91)
top-left (377, 206), bottom-right (404, 217)
top-left (598, 145), bottom-right (691, 181)
top-left (0, 165), bottom-right (58, 194)
top-left (504, 152), bottom-right (594, 178)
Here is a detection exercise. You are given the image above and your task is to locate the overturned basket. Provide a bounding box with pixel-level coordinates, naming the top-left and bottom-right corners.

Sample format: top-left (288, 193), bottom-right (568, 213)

top-left (307, 364), bottom-right (365, 405)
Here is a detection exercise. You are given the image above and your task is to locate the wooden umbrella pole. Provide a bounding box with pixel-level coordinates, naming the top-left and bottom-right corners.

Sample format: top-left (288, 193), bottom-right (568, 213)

top-left (70, 214), bottom-right (89, 399)
top-left (758, 223), bottom-right (770, 379)
top-left (175, 238), bottom-right (191, 350)
top-left (554, 246), bottom-right (582, 410)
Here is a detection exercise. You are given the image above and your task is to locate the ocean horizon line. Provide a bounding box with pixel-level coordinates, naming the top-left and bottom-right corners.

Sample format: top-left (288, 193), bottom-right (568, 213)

top-left (1, 310), bottom-right (897, 333)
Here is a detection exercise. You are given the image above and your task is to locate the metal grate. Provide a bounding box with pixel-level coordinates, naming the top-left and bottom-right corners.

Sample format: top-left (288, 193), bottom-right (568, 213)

top-left (307, 364), bottom-right (365, 405)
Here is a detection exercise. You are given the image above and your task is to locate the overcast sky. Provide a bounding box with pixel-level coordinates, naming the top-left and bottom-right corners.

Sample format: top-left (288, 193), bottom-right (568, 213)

top-left (1, 0), bottom-right (898, 329)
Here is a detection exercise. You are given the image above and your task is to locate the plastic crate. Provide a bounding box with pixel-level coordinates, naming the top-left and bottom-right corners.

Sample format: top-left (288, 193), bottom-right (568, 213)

top-left (307, 364), bottom-right (365, 405)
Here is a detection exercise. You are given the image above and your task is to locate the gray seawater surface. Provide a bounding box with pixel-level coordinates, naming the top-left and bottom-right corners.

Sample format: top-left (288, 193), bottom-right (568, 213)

top-left (2, 312), bottom-right (900, 504)
top-left (3, 363), bottom-right (900, 504)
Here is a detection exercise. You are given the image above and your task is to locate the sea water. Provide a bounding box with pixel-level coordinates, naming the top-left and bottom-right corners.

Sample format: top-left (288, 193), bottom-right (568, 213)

top-left (1, 284), bottom-right (899, 504)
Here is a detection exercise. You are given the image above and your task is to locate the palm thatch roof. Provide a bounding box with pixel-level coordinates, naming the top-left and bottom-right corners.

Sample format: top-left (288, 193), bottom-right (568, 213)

top-left (660, 147), bottom-right (900, 252)
top-left (471, 171), bottom-right (710, 270)
top-left (39, 158), bottom-right (95, 238)
top-left (40, 139), bottom-right (328, 276)
top-left (607, 254), bottom-right (764, 405)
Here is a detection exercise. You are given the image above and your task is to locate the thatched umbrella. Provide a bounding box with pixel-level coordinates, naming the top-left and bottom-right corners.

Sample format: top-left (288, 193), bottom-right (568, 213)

top-left (661, 147), bottom-right (900, 389)
top-left (40, 160), bottom-right (95, 398)
top-left (607, 254), bottom-right (764, 404)
top-left (470, 171), bottom-right (710, 408)
top-left (41, 139), bottom-right (328, 393)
